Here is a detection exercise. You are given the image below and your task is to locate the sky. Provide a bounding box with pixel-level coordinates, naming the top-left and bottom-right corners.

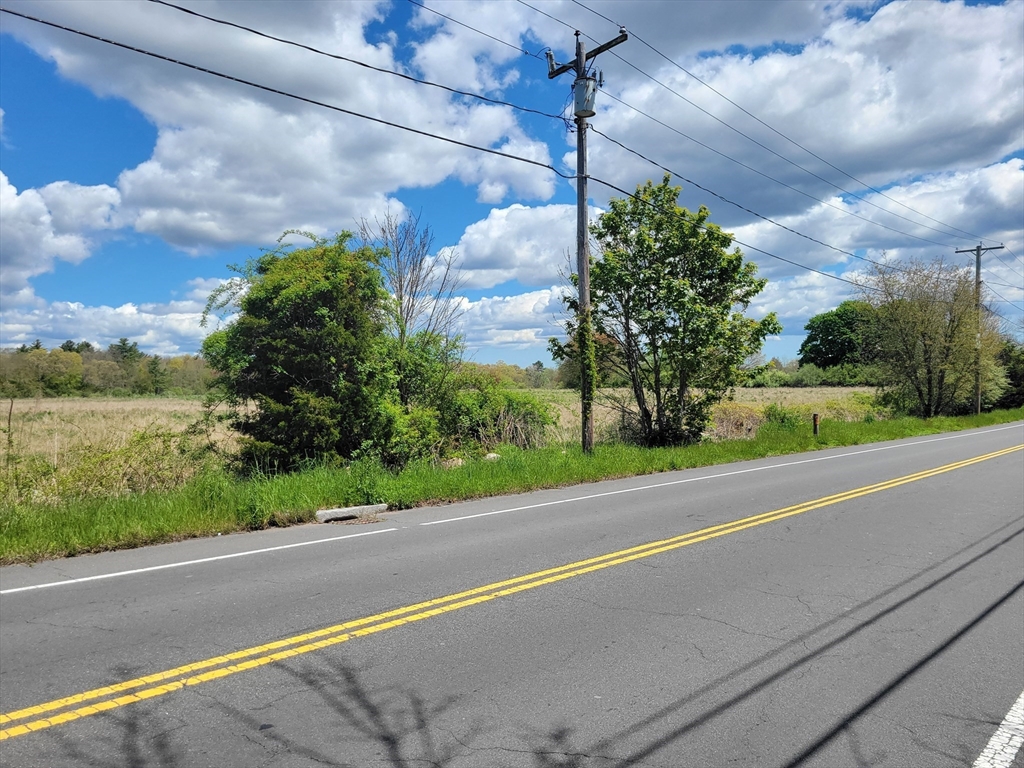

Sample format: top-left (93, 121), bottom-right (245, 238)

top-left (1, 0), bottom-right (1022, 367)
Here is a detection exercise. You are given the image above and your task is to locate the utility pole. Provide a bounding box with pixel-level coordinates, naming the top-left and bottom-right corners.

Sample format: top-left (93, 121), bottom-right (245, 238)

top-left (547, 28), bottom-right (627, 453)
top-left (955, 242), bottom-right (1004, 415)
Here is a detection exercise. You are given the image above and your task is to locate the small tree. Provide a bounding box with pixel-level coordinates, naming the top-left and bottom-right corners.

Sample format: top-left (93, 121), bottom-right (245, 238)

top-left (859, 258), bottom-right (1005, 416)
top-left (203, 232), bottom-right (392, 471)
top-left (557, 176), bottom-right (780, 445)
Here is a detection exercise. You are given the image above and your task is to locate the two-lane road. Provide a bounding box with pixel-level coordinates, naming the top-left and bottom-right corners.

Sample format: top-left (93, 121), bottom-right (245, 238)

top-left (2, 424), bottom-right (1022, 766)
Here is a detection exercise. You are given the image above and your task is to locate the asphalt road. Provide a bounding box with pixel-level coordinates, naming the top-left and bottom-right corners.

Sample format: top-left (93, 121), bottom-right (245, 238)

top-left (1, 424), bottom-right (1022, 767)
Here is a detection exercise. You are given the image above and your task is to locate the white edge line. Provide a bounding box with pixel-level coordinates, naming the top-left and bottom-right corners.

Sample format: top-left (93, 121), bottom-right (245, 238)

top-left (420, 424), bottom-right (1024, 526)
top-left (3, 423), bottom-right (1020, 594)
top-left (0, 528), bottom-right (397, 595)
top-left (974, 689), bottom-right (1024, 768)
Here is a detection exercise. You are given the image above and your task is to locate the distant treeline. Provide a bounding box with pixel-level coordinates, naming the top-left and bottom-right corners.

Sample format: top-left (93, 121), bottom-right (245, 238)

top-left (0, 339), bottom-right (567, 398)
top-left (0, 339), bottom-right (212, 397)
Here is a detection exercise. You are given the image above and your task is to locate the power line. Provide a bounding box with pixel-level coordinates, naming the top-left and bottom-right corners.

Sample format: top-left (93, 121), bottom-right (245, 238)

top-left (1003, 244), bottom-right (1024, 266)
top-left (986, 285), bottom-right (1024, 312)
top-left (587, 174), bottom-right (870, 291)
top-left (590, 125), bottom-right (901, 273)
top-left (993, 249), bottom-right (1024, 281)
top-left (587, 173), bottom-right (1014, 315)
top-left (982, 273), bottom-right (1024, 291)
top-left (569, 0), bottom-right (993, 244)
top-left (145, 0), bottom-right (567, 125)
top-left (596, 92), bottom-right (959, 250)
top-left (406, 0), bottom-right (547, 59)
top-left (396, 0), bottom-right (1017, 275)
top-left (0, 7), bottom-right (572, 182)
top-left (516, 0), bottom-right (983, 247)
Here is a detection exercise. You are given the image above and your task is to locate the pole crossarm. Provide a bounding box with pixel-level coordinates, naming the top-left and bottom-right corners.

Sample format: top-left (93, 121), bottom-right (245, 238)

top-left (547, 28), bottom-right (627, 78)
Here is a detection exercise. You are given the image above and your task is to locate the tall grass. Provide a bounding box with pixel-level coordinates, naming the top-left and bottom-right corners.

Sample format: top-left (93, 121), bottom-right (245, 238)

top-left (2, 406), bottom-right (1020, 565)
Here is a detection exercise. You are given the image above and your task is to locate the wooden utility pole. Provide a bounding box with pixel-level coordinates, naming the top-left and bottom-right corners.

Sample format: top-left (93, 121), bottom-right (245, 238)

top-left (955, 242), bottom-right (1004, 414)
top-left (547, 28), bottom-right (627, 453)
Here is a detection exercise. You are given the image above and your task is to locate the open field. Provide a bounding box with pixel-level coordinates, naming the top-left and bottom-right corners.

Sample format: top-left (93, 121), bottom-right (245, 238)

top-left (1, 397), bottom-right (236, 505)
top-left (539, 386), bottom-right (879, 442)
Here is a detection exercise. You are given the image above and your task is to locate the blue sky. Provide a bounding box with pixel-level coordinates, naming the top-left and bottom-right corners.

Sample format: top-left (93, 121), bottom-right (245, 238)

top-left (1, 0), bottom-right (1022, 365)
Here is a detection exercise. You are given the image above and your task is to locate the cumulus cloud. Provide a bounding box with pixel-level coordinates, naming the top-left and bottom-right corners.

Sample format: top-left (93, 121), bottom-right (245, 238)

top-left (2, 0), bottom-right (1020, 354)
top-left (0, 296), bottom-right (211, 355)
top-left (585, 0), bottom-right (1023, 225)
top-left (2, 0), bottom-right (558, 253)
top-left (452, 203), bottom-right (605, 288)
top-left (0, 172), bottom-right (120, 305)
top-left (458, 286), bottom-right (570, 350)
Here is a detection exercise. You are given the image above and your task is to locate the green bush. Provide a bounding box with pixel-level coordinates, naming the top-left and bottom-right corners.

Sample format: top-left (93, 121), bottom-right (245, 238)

top-left (762, 403), bottom-right (803, 430)
top-left (745, 368), bottom-right (792, 388)
top-left (442, 380), bottom-right (553, 451)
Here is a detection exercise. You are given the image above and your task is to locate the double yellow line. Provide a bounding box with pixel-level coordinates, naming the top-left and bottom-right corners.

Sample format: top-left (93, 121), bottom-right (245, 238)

top-left (2, 444), bottom-right (1020, 741)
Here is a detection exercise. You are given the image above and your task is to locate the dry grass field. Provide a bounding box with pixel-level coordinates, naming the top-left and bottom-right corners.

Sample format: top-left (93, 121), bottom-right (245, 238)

top-left (1, 397), bottom-right (236, 505)
top-left (539, 387), bottom-right (879, 442)
top-left (0, 388), bottom-right (879, 506)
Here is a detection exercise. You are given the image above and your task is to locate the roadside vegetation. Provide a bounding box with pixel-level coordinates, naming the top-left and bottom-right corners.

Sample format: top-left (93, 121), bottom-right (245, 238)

top-left (2, 178), bottom-right (1022, 565)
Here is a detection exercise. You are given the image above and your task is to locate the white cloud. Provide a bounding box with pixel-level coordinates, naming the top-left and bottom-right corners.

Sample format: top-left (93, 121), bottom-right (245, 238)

top-left (453, 203), bottom-right (605, 288)
top-left (0, 297), bottom-right (210, 355)
top-left (2, 0), bottom-right (558, 254)
top-left (0, 172), bottom-right (119, 305)
top-left (458, 286), bottom-right (569, 349)
top-left (585, 0), bottom-right (1023, 225)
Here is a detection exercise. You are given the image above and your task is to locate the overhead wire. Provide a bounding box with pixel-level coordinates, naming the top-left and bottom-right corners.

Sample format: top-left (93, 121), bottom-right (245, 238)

top-left (406, 0), bottom-right (547, 59)
top-left (138, 0), bottom-right (962, 275)
top-left (590, 125), bottom-right (903, 273)
top-left (145, 0), bottom-right (567, 125)
top-left (587, 174), bottom-right (872, 292)
top-left (569, 0), bottom-right (992, 244)
top-left (985, 285), bottom-right (1024, 312)
top-left (0, 7), bottom-right (573, 182)
top-left (516, 0), bottom-right (988, 247)
top-left (6, 4), bottom-right (1014, 315)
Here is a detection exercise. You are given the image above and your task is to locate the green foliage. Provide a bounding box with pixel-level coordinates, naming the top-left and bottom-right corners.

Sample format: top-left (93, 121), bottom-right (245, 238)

top-left (995, 339), bottom-right (1024, 409)
top-left (5, 405), bottom-right (1021, 564)
top-left (548, 333), bottom-right (628, 389)
top-left (861, 259), bottom-right (1005, 416)
top-left (440, 376), bottom-right (553, 451)
top-left (0, 342), bottom-right (212, 398)
top-left (580, 175), bottom-right (781, 445)
top-left (204, 232), bottom-right (393, 473)
top-left (798, 300), bottom-right (875, 368)
top-left (762, 403), bottom-right (803, 430)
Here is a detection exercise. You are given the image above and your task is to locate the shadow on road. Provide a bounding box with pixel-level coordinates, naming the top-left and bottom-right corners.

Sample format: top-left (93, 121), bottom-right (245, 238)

top-left (32, 517), bottom-right (1022, 767)
top-left (573, 518), bottom-right (1024, 767)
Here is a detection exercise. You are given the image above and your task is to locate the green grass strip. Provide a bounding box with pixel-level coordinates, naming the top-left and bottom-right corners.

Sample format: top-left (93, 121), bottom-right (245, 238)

top-left (2, 408), bottom-right (1021, 565)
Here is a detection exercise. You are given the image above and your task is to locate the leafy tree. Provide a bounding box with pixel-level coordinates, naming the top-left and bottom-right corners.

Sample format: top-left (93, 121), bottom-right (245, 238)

top-left (798, 300), bottom-right (875, 368)
top-left (202, 232), bottom-right (392, 471)
top-left (558, 176), bottom-right (780, 445)
top-left (859, 259), bottom-right (1005, 416)
top-left (549, 334), bottom-right (627, 389)
top-left (994, 339), bottom-right (1024, 409)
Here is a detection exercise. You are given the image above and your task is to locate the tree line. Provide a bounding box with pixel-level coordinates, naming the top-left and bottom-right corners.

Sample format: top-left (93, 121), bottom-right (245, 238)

top-left (0, 339), bottom-right (212, 397)
top-left (0, 340), bottom-right (562, 400)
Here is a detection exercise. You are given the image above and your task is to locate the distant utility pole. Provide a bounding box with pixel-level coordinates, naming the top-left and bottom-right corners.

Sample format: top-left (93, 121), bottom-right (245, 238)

top-left (547, 28), bottom-right (627, 454)
top-left (955, 242), bottom-right (1004, 415)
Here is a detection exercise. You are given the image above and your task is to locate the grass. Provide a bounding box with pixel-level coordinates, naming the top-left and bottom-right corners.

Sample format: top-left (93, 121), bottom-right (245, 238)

top-left (2, 402), bottom-right (1020, 565)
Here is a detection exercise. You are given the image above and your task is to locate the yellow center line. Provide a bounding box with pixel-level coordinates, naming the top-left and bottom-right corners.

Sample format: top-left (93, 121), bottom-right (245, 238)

top-left (2, 444), bottom-right (1020, 741)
